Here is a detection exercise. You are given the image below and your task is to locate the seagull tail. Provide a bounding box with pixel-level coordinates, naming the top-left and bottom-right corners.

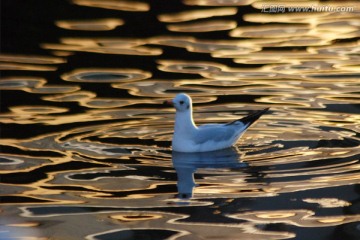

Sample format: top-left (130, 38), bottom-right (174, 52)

top-left (227, 108), bottom-right (269, 128)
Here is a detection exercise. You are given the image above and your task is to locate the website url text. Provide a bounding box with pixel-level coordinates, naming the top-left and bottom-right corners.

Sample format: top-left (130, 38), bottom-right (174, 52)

top-left (261, 5), bottom-right (355, 13)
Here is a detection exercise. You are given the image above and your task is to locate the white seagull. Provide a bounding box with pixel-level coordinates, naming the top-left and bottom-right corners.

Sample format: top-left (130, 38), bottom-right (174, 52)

top-left (164, 93), bottom-right (269, 152)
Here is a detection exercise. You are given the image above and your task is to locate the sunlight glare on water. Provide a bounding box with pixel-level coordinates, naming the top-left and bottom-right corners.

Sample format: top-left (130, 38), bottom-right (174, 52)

top-left (0, 0), bottom-right (359, 239)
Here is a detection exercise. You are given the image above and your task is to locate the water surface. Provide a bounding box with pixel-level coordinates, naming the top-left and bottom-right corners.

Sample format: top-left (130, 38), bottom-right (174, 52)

top-left (1, 0), bottom-right (359, 239)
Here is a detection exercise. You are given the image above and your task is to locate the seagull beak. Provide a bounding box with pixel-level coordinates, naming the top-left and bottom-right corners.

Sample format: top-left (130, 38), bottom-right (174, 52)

top-left (163, 100), bottom-right (174, 106)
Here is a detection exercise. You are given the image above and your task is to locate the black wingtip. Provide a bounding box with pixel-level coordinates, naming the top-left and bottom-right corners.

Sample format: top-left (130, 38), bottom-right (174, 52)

top-left (240, 108), bottom-right (269, 127)
top-left (227, 108), bottom-right (269, 127)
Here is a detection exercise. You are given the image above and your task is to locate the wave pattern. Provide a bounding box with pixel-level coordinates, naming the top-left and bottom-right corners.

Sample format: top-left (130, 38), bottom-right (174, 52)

top-left (0, 0), bottom-right (359, 239)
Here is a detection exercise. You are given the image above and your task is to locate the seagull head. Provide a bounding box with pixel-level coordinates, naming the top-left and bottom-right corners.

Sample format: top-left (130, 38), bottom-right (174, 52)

top-left (164, 93), bottom-right (192, 112)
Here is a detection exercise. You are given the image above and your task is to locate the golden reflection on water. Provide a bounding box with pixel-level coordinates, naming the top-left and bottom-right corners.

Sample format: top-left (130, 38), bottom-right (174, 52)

top-left (227, 209), bottom-right (360, 227)
top-left (302, 198), bottom-right (351, 208)
top-left (0, 54), bottom-right (66, 71)
top-left (72, 0), bottom-right (150, 12)
top-left (1, 0), bottom-right (360, 239)
top-left (158, 7), bottom-right (238, 23)
top-left (0, 63), bottom-right (58, 71)
top-left (167, 20), bottom-right (238, 32)
top-left (61, 68), bottom-right (152, 82)
top-left (55, 18), bottom-right (124, 31)
top-left (0, 54), bottom-right (65, 64)
top-left (184, 0), bottom-right (256, 6)
top-left (0, 77), bottom-right (80, 94)
top-left (110, 212), bottom-right (163, 221)
top-left (42, 38), bottom-right (163, 56)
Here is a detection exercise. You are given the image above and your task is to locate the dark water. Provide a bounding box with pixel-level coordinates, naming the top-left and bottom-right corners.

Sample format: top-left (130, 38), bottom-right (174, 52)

top-left (1, 0), bottom-right (360, 239)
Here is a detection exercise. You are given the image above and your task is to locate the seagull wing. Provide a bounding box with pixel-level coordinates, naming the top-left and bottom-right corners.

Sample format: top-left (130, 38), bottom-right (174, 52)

top-left (193, 108), bottom-right (269, 145)
top-left (194, 124), bottom-right (242, 144)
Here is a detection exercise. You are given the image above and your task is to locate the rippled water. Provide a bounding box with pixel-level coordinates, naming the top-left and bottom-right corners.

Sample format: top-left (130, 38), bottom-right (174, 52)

top-left (1, 0), bottom-right (360, 239)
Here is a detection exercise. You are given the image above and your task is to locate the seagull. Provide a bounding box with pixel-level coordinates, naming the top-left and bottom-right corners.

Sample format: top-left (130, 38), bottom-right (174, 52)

top-left (164, 93), bottom-right (269, 152)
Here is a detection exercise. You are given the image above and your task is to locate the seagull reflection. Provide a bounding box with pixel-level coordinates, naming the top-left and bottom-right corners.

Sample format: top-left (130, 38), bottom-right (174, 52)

top-left (172, 147), bottom-right (247, 199)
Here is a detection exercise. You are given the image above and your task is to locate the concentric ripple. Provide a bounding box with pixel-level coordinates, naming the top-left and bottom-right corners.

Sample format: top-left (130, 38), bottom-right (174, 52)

top-left (61, 68), bottom-right (152, 83)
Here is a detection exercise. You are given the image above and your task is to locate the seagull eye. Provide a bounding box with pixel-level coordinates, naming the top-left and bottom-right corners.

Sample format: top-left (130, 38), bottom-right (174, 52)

top-left (179, 101), bottom-right (184, 105)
